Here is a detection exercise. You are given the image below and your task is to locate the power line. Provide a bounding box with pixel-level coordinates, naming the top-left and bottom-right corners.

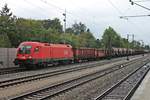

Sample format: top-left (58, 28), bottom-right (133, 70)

top-left (39, 0), bottom-right (90, 25)
top-left (24, 0), bottom-right (83, 28)
top-left (133, 0), bottom-right (150, 2)
top-left (107, 0), bottom-right (145, 40)
top-left (39, 0), bottom-right (74, 17)
top-left (38, 0), bottom-right (100, 32)
top-left (1, 0), bottom-right (43, 18)
top-left (107, 0), bottom-right (123, 15)
top-left (24, 0), bottom-right (73, 20)
top-left (23, 0), bottom-right (50, 18)
top-left (120, 14), bottom-right (150, 19)
top-left (39, 0), bottom-right (81, 21)
top-left (31, 0), bottom-right (95, 29)
top-left (40, 0), bottom-right (65, 11)
top-left (129, 0), bottom-right (150, 11)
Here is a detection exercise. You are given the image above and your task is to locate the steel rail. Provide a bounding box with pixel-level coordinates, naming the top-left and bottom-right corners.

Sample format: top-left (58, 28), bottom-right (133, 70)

top-left (9, 57), bottom-right (148, 100)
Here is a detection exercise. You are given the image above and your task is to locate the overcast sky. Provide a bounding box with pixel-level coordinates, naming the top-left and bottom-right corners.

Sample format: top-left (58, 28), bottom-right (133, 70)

top-left (1, 0), bottom-right (150, 45)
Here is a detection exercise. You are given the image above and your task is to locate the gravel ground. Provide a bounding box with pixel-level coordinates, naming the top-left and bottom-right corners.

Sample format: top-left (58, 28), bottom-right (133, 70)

top-left (0, 55), bottom-right (143, 81)
top-left (49, 57), bottom-right (149, 100)
top-left (0, 56), bottom-right (138, 99)
top-left (0, 59), bottom-right (109, 81)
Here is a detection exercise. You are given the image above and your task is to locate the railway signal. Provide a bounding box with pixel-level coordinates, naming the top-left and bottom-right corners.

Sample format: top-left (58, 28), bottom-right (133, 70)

top-left (63, 10), bottom-right (66, 34)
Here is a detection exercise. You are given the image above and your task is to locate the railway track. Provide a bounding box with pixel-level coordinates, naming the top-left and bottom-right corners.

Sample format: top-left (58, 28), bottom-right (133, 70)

top-left (0, 67), bottom-right (25, 75)
top-left (0, 55), bottom-right (144, 89)
top-left (0, 55), bottom-right (143, 76)
top-left (9, 56), bottom-right (149, 100)
top-left (94, 62), bottom-right (150, 100)
top-left (0, 56), bottom-right (121, 76)
top-left (0, 58), bottom-right (114, 76)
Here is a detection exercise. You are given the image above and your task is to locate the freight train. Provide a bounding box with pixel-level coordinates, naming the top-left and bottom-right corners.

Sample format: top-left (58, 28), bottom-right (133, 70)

top-left (14, 41), bottom-right (146, 68)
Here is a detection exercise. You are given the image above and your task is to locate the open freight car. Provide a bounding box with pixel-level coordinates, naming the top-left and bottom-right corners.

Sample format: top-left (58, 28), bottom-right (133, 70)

top-left (73, 48), bottom-right (106, 62)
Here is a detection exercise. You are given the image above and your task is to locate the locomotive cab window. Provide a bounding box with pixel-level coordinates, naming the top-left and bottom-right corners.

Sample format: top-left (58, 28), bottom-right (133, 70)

top-left (19, 45), bottom-right (32, 54)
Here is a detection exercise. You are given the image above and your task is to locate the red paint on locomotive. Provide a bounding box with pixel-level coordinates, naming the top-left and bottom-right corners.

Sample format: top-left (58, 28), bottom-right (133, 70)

top-left (14, 42), bottom-right (73, 67)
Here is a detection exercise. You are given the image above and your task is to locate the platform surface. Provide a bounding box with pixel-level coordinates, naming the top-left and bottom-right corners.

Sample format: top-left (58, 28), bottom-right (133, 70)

top-left (131, 68), bottom-right (150, 100)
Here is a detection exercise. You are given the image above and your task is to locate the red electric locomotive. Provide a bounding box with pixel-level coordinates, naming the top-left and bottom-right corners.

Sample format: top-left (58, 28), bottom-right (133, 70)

top-left (14, 42), bottom-right (74, 68)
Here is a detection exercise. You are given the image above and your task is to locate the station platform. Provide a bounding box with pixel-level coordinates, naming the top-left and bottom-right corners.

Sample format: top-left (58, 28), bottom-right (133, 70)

top-left (131, 67), bottom-right (150, 100)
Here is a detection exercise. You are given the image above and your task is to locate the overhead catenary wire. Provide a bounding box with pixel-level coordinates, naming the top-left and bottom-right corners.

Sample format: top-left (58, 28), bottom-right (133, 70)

top-left (23, 0), bottom-right (84, 28)
top-left (0, 0), bottom-right (47, 18)
top-left (120, 14), bottom-right (150, 19)
top-left (7, 0), bottom-right (81, 24)
top-left (24, 0), bottom-right (87, 33)
top-left (23, 0), bottom-right (52, 18)
top-left (120, 1), bottom-right (150, 19)
top-left (107, 0), bottom-right (124, 15)
top-left (39, 0), bottom-right (83, 21)
top-left (39, 0), bottom-right (85, 18)
top-left (107, 0), bottom-right (145, 31)
top-left (38, 0), bottom-right (94, 30)
top-left (3, 0), bottom-right (97, 33)
top-left (133, 0), bottom-right (150, 2)
top-left (130, 0), bottom-right (150, 11)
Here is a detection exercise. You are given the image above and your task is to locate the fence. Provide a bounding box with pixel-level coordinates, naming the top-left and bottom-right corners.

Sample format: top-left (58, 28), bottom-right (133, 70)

top-left (0, 48), bottom-right (17, 68)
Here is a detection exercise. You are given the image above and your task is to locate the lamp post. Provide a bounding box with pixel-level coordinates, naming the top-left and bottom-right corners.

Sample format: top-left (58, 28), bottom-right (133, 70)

top-left (127, 34), bottom-right (129, 60)
top-left (63, 10), bottom-right (66, 34)
top-left (132, 34), bottom-right (134, 49)
top-left (126, 34), bottom-right (134, 60)
top-left (62, 9), bottom-right (66, 44)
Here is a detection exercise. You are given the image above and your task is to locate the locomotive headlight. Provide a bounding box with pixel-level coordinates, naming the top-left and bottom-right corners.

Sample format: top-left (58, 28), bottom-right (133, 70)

top-left (28, 56), bottom-right (32, 59)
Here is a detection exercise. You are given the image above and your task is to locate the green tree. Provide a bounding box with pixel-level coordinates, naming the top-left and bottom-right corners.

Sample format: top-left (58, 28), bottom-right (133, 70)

top-left (0, 4), bottom-right (14, 47)
top-left (77, 32), bottom-right (97, 48)
top-left (41, 18), bottom-right (63, 33)
top-left (66, 28), bottom-right (74, 33)
top-left (0, 4), bottom-right (102, 48)
top-left (95, 39), bottom-right (102, 48)
top-left (0, 4), bottom-right (13, 35)
top-left (121, 38), bottom-right (128, 48)
top-left (101, 27), bottom-right (122, 49)
top-left (71, 22), bottom-right (87, 34)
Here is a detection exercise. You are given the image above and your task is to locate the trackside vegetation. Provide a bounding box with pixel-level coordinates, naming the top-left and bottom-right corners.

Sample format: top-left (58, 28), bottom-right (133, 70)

top-left (0, 4), bottom-right (149, 50)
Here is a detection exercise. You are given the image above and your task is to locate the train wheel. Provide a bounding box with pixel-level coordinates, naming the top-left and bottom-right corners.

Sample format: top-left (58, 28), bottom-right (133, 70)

top-left (43, 63), bottom-right (48, 67)
top-left (19, 64), bottom-right (26, 68)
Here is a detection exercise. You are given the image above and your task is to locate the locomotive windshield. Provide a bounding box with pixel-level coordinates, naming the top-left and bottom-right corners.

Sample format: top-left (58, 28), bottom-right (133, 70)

top-left (18, 45), bottom-right (32, 54)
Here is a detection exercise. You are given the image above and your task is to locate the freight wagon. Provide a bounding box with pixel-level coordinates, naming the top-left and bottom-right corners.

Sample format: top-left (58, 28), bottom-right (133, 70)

top-left (73, 48), bottom-right (106, 62)
top-left (14, 41), bottom-right (146, 69)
